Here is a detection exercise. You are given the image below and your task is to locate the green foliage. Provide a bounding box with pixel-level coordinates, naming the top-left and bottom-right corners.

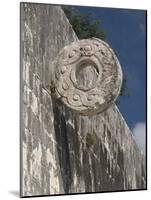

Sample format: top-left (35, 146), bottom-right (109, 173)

top-left (120, 75), bottom-right (131, 97)
top-left (62, 6), bottom-right (106, 40)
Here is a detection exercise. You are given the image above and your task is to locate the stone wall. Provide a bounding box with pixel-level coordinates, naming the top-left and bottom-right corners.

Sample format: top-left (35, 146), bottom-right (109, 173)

top-left (20, 3), bottom-right (146, 197)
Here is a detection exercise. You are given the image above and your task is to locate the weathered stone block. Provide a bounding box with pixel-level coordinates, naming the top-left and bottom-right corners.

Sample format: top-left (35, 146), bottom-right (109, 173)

top-left (20, 2), bottom-right (146, 197)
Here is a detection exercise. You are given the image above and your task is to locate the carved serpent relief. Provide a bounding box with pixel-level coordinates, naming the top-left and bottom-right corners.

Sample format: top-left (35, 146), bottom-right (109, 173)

top-left (51, 38), bottom-right (123, 115)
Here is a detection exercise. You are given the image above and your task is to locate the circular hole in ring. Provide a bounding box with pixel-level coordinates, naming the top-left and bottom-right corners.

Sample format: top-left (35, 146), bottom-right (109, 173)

top-left (75, 59), bottom-right (99, 90)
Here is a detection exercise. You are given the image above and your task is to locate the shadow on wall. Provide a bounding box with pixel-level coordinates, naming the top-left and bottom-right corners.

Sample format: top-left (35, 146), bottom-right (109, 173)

top-left (51, 97), bottom-right (126, 193)
top-left (52, 97), bottom-right (73, 193)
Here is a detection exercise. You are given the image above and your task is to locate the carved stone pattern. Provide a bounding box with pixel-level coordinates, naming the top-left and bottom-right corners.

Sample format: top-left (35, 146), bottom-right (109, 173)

top-left (52, 38), bottom-right (123, 115)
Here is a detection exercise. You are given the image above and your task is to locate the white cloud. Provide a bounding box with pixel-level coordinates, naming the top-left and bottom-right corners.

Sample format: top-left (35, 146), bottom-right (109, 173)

top-left (132, 122), bottom-right (146, 155)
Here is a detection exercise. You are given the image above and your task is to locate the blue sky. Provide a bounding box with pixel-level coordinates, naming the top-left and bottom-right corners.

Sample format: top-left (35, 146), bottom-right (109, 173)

top-left (70, 6), bottom-right (146, 131)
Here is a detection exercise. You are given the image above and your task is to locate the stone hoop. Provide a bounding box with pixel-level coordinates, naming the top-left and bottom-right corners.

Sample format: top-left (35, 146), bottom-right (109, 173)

top-left (51, 38), bottom-right (123, 116)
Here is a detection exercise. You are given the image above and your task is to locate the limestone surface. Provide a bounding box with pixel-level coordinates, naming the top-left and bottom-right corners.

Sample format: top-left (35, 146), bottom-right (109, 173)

top-left (20, 3), bottom-right (146, 197)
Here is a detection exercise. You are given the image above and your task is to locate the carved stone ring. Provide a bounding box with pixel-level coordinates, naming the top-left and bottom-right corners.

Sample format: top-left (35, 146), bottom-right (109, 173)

top-left (52, 38), bottom-right (123, 115)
